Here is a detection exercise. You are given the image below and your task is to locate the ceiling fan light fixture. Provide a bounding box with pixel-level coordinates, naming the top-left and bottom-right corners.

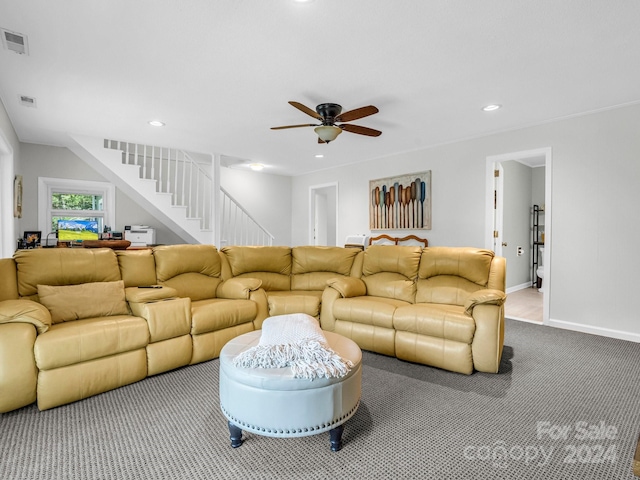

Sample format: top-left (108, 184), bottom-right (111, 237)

top-left (314, 125), bottom-right (342, 143)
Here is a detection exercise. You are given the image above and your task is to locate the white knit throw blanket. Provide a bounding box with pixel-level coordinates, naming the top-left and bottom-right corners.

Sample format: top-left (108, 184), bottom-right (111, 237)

top-left (233, 314), bottom-right (353, 380)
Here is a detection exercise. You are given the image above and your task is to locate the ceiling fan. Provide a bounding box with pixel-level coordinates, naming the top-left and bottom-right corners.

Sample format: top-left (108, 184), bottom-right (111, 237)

top-left (271, 101), bottom-right (382, 143)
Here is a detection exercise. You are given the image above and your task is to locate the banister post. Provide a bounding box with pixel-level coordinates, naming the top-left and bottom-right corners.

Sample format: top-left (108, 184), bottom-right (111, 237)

top-left (212, 153), bottom-right (221, 247)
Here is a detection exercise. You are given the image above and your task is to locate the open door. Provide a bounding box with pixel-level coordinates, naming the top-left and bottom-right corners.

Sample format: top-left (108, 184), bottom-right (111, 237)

top-left (309, 183), bottom-right (338, 246)
top-left (486, 147), bottom-right (552, 325)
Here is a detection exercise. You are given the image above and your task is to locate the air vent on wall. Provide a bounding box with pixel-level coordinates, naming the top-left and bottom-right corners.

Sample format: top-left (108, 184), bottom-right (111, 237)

top-left (1, 28), bottom-right (29, 55)
top-left (19, 95), bottom-right (36, 108)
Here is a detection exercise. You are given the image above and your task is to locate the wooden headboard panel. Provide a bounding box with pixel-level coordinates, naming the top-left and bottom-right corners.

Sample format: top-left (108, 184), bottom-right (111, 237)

top-left (369, 234), bottom-right (428, 247)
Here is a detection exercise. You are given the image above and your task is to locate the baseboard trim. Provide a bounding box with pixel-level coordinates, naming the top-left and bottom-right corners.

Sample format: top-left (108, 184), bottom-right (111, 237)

top-left (547, 318), bottom-right (640, 344)
top-left (506, 282), bottom-right (533, 294)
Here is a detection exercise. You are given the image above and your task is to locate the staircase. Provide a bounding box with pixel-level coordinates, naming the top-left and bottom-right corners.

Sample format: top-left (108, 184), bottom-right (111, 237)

top-left (68, 135), bottom-right (274, 246)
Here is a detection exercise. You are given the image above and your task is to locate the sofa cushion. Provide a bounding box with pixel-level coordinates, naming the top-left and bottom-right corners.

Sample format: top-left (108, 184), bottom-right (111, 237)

top-left (363, 272), bottom-right (417, 304)
top-left (14, 248), bottom-right (121, 298)
top-left (116, 250), bottom-right (157, 287)
top-left (34, 315), bottom-right (149, 370)
top-left (333, 296), bottom-right (410, 329)
top-left (267, 293), bottom-right (321, 317)
top-left (362, 245), bottom-right (422, 278)
top-left (190, 298), bottom-right (257, 335)
top-left (37, 281), bottom-right (129, 324)
top-left (393, 304), bottom-right (475, 344)
top-left (416, 276), bottom-right (485, 306)
top-left (154, 245), bottom-right (222, 301)
top-left (418, 247), bottom-right (494, 285)
top-left (0, 258), bottom-right (18, 302)
top-left (361, 245), bottom-right (421, 303)
top-left (291, 246), bottom-right (359, 291)
top-left (223, 246), bottom-right (291, 276)
top-left (222, 246), bottom-right (292, 291)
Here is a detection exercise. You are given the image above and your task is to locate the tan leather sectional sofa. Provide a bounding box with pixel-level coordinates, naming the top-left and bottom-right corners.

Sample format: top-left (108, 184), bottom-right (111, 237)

top-left (0, 243), bottom-right (505, 413)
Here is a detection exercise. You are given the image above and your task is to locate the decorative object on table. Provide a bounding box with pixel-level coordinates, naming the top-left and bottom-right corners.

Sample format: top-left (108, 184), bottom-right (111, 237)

top-left (23, 231), bottom-right (41, 248)
top-left (82, 240), bottom-right (131, 250)
top-left (13, 175), bottom-right (22, 218)
top-left (271, 101), bottom-right (381, 144)
top-left (369, 171), bottom-right (431, 230)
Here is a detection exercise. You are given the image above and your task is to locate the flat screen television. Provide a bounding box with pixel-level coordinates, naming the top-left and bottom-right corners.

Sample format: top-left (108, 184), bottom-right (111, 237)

top-left (57, 220), bottom-right (100, 242)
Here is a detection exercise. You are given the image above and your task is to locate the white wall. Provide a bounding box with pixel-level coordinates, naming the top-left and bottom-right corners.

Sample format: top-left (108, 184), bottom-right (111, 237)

top-left (19, 143), bottom-right (186, 245)
top-left (220, 167), bottom-right (292, 246)
top-left (0, 98), bottom-right (21, 256)
top-left (292, 103), bottom-right (640, 341)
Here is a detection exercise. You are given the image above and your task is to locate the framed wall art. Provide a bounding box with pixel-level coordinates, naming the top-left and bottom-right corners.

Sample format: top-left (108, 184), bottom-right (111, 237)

top-left (369, 171), bottom-right (431, 230)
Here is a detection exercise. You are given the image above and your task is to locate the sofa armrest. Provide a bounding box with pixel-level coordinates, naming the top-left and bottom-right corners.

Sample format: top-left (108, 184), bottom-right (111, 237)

top-left (217, 278), bottom-right (263, 300)
top-left (0, 322), bottom-right (38, 413)
top-left (464, 289), bottom-right (506, 315)
top-left (326, 277), bottom-right (366, 298)
top-left (125, 286), bottom-right (178, 303)
top-left (0, 299), bottom-right (51, 334)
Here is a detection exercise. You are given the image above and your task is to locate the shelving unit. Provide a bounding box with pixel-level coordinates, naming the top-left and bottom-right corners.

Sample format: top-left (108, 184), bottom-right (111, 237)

top-left (531, 204), bottom-right (544, 288)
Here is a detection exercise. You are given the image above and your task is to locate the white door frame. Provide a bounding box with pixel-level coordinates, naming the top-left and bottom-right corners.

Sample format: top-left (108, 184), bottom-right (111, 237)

top-left (0, 129), bottom-right (15, 258)
top-left (308, 182), bottom-right (338, 246)
top-left (485, 147), bottom-right (552, 324)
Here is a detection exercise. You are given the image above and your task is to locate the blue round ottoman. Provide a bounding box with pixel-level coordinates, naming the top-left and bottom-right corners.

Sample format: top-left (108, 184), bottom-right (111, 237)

top-left (219, 329), bottom-right (362, 451)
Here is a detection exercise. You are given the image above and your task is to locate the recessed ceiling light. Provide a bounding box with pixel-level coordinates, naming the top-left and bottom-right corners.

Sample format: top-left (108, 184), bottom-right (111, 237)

top-left (293, 0), bottom-right (315, 3)
top-left (248, 163), bottom-right (264, 171)
top-left (482, 104), bottom-right (501, 112)
top-left (314, 154), bottom-right (324, 159)
top-left (148, 120), bottom-right (165, 127)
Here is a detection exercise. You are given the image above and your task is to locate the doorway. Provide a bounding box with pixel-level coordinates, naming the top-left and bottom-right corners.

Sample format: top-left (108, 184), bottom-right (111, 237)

top-left (485, 148), bottom-right (552, 324)
top-left (308, 183), bottom-right (338, 246)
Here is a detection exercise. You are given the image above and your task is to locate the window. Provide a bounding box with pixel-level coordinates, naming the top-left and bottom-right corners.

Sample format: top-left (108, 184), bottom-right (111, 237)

top-left (38, 177), bottom-right (115, 243)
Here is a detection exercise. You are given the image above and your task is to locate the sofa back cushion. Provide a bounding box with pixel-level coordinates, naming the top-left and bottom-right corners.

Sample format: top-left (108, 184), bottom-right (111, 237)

top-left (153, 245), bottom-right (222, 301)
top-left (361, 245), bottom-right (422, 303)
top-left (116, 250), bottom-right (157, 287)
top-left (14, 248), bottom-right (121, 299)
top-left (0, 258), bottom-right (18, 301)
top-left (416, 247), bottom-right (496, 305)
top-left (221, 246), bottom-right (291, 291)
top-left (291, 246), bottom-right (360, 291)
top-left (37, 280), bottom-right (129, 324)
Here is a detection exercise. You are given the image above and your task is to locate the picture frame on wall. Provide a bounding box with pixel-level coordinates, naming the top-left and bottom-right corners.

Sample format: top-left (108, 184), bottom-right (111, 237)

top-left (369, 171), bottom-right (431, 230)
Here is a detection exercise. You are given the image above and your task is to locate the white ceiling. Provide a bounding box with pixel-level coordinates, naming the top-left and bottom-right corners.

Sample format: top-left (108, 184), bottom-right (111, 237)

top-left (1, 1), bottom-right (639, 176)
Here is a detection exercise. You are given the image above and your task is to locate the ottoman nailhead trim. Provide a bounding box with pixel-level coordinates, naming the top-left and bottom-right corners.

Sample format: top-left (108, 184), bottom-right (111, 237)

top-left (220, 400), bottom-right (360, 436)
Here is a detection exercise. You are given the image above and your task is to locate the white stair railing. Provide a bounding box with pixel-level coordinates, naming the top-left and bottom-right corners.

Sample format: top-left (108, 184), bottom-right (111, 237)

top-left (104, 139), bottom-right (273, 246)
top-left (220, 188), bottom-right (274, 246)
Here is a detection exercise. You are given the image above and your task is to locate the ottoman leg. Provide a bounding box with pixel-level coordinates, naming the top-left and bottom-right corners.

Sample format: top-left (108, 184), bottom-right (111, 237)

top-left (329, 424), bottom-right (344, 452)
top-left (228, 421), bottom-right (244, 448)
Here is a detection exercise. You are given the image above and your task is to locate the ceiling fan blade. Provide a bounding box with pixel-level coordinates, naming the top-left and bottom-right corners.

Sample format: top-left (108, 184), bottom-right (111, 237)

top-left (289, 101), bottom-right (323, 120)
top-left (340, 123), bottom-right (382, 137)
top-left (271, 124), bottom-right (317, 130)
top-left (335, 105), bottom-right (379, 123)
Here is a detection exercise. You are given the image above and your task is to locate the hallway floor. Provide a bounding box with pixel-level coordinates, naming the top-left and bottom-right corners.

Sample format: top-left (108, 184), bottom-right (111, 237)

top-left (505, 286), bottom-right (543, 323)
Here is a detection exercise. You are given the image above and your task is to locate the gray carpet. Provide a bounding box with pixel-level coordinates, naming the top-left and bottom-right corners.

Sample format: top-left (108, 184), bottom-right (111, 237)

top-left (2, 319), bottom-right (640, 480)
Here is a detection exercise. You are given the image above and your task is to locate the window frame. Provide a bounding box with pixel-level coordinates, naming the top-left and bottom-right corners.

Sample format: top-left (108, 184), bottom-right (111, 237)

top-left (38, 177), bottom-right (115, 240)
